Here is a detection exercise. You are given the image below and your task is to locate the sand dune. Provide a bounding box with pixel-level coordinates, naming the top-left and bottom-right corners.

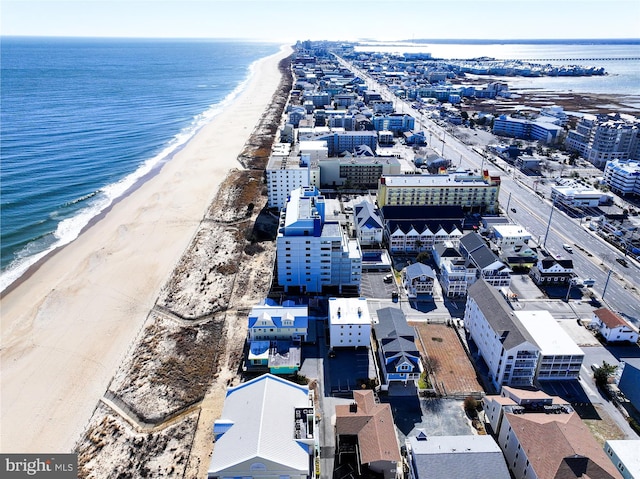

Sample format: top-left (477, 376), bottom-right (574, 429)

top-left (0, 44), bottom-right (292, 453)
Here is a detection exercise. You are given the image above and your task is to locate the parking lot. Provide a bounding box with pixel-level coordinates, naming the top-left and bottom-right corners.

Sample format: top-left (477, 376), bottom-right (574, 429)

top-left (359, 270), bottom-right (398, 300)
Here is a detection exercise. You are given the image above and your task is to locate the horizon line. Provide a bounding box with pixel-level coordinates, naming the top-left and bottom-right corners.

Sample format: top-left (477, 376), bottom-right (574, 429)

top-left (2, 34), bottom-right (640, 43)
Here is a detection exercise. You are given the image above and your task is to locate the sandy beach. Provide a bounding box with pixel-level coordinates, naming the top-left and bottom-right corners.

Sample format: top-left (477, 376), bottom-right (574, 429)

top-left (0, 44), bottom-right (292, 453)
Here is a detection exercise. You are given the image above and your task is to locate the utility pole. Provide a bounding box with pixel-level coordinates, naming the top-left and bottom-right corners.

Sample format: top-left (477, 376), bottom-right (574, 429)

top-left (602, 269), bottom-right (613, 301)
top-left (542, 200), bottom-right (555, 249)
top-left (565, 278), bottom-right (575, 302)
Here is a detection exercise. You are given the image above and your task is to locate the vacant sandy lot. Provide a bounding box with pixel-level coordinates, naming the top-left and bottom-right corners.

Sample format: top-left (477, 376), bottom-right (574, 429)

top-left (413, 322), bottom-right (483, 396)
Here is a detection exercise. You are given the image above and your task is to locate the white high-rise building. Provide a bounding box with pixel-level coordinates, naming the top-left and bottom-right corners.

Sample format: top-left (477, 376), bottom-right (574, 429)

top-left (266, 149), bottom-right (320, 210)
top-left (603, 159), bottom-right (640, 197)
top-left (276, 187), bottom-right (361, 294)
top-left (565, 113), bottom-right (640, 168)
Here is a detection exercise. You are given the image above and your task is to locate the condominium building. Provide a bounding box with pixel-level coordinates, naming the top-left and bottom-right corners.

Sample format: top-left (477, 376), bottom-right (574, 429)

top-left (513, 311), bottom-right (584, 381)
top-left (299, 129), bottom-right (378, 156)
top-left (465, 281), bottom-right (583, 389)
top-left (465, 280), bottom-right (539, 389)
top-left (319, 155), bottom-right (402, 188)
top-left (492, 115), bottom-right (564, 144)
top-left (459, 233), bottom-right (512, 288)
top-left (604, 439), bottom-right (640, 479)
top-left (565, 113), bottom-right (640, 168)
top-left (276, 187), bottom-right (361, 294)
top-left (439, 258), bottom-right (477, 298)
top-left (603, 159), bottom-right (640, 197)
top-left (372, 113), bottom-right (416, 133)
top-left (266, 152), bottom-right (320, 210)
top-left (376, 170), bottom-right (500, 213)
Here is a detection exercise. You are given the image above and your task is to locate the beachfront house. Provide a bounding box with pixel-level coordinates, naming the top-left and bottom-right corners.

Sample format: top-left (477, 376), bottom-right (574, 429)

top-left (207, 374), bottom-right (317, 479)
top-left (245, 299), bottom-right (308, 375)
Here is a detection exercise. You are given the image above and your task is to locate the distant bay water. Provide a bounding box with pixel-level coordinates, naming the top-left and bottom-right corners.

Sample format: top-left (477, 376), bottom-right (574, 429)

top-left (0, 38), bottom-right (280, 291)
top-left (356, 39), bottom-right (640, 96)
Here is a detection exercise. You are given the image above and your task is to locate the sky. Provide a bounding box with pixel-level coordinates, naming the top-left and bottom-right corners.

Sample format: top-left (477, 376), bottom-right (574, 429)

top-left (2, 0), bottom-right (639, 43)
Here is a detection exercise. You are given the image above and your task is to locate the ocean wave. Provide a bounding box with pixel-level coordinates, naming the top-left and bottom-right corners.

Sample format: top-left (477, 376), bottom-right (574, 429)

top-left (0, 59), bottom-right (258, 294)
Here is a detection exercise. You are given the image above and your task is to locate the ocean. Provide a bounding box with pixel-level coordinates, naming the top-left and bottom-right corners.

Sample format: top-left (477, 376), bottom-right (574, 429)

top-left (1, 39), bottom-right (638, 292)
top-left (0, 38), bottom-right (280, 291)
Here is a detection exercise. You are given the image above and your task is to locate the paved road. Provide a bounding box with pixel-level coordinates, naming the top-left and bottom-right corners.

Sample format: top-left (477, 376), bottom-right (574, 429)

top-left (337, 55), bottom-right (640, 326)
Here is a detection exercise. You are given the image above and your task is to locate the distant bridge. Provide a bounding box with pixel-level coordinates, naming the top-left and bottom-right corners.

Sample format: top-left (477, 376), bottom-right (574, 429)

top-left (509, 57), bottom-right (640, 62)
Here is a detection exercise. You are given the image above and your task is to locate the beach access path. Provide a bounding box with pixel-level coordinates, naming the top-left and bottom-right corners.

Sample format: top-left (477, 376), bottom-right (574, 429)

top-left (0, 44), bottom-right (293, 453)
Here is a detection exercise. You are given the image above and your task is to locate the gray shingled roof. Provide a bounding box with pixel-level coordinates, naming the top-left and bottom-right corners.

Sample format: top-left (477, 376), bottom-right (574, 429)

top-left (375, 307), bottom-right (415, 340)
top-left (459, 232), bottom-right (486, 254)
top-left (374, 308), bottom-right (419, 371)
top-left (408, 435), bottom-right (511, 479)
top-left (469, 245), bottom-right (502, 269)
top-left (467, 280), bottom-right (535, 350)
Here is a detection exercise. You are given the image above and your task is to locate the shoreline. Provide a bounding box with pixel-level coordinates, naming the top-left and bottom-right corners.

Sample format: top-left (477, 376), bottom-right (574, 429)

top-left (0, 44), bottom-right (293, 453)
top-left (0, 56), bottom-right (262, 297)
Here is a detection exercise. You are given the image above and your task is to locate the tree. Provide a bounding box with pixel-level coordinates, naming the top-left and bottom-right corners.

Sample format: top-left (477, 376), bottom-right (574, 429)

top-left (464, 396), bottom-right (480, 418)
top-left (416, 251), bottom-right (430, 263)
top-left (593, 361), bottom-right (617, 388)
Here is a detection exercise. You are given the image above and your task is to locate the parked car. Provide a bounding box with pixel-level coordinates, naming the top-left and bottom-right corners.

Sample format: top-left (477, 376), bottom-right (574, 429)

top-left (616, 257), bottom-right (629, 267)
top-left (383, 274), bottom-right (394, 283)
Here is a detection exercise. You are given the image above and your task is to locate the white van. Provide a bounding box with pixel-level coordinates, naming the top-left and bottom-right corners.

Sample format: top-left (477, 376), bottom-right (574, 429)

top-left (563, 243), bottom-right (573, 253)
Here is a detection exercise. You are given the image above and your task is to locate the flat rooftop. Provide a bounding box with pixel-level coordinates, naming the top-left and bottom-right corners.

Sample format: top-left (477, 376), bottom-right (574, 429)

top-left (514, 310), bottom-right (583, 356)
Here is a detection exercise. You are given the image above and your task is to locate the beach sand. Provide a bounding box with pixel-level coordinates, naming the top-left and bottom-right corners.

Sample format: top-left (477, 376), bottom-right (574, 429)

top-left (0, 44), bottom-right (292, 453)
